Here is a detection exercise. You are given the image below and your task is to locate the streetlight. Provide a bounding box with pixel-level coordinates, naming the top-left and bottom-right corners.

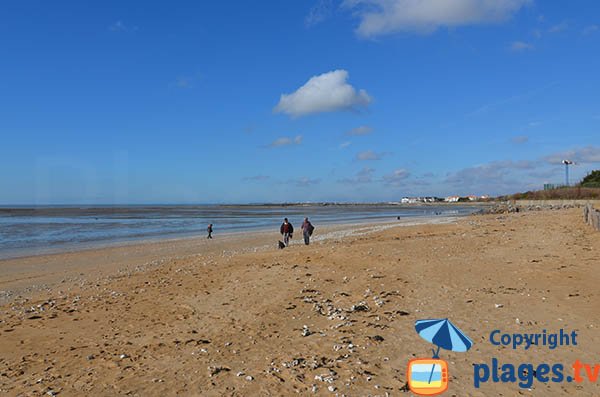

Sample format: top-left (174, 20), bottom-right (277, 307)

top-left (562, 160), bottom-right (573, 186)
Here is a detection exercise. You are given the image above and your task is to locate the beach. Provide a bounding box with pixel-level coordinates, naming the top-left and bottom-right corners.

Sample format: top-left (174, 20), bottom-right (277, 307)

top-left (1, 208), bottom-right (599, 395)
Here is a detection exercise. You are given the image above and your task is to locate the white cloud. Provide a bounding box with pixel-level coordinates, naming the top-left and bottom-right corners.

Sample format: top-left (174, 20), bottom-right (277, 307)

top-left (444, 160), bottom-right (537, 194)
top-left (382, 168), bottom-right (411, 186)
top-left (434, 148), bottom-right (600, 196)
top-left (440, 147), bottom-right (600, 196)
top-left (267, 135), bottom-right (303, 148)
top-left (510, 41), bottom-right (534, 51)
top-left (345, 125), bottom-right (373, 136)
top-left (356, 150), bottom-right (386, 161)
top-left (340, 141), bottom-right (352, 149)
top-left (343, 0), bottom-right (531, 37)
top-left (544, 146), bottom-right (600, 164)
top-left (446, 160), bottom-right (535, 182)
top-left (527, 168), bottom-right (561, 179)
top-left (274, 70), bottom-right (372, 118)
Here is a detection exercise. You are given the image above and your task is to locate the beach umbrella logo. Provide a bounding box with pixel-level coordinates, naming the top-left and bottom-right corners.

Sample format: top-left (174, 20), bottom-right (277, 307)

top-left (407, 318), bottom-right (473, 396)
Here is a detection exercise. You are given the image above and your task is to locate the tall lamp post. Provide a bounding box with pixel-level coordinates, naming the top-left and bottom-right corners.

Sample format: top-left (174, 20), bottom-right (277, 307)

top-left (562, 160), bottom-right (573, 186)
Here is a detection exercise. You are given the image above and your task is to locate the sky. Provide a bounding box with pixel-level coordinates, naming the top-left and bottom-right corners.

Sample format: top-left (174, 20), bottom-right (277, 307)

top-left (1, 0), bottom-right (599, 204)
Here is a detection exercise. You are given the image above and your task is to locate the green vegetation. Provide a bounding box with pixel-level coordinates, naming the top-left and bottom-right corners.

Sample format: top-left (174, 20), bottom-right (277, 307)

top-left (580, 170), bottom-right (600, 188)
top-left (501, 187), bottom-right (600, 200)
top-left (498, 170), bottom-right (600, 200)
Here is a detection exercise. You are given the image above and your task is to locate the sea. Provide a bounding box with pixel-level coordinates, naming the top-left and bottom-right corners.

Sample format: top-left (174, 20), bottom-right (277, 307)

top-left (0, 204), bottom-right (482, 259)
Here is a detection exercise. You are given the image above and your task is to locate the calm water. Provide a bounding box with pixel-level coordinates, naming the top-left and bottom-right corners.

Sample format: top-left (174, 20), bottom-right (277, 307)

top-left (0, 204), bottom-right (480, 259)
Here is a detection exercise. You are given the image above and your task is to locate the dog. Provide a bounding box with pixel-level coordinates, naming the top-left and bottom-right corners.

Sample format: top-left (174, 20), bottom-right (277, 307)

top-left (278, 240), bottom-right (286, 249)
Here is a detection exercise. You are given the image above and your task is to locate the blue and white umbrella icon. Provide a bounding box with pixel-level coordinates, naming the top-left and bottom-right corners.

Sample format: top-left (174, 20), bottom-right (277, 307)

top-left (414, 318), bottom-right (473, 384)
top-left (415, 318), bottom-right (473, 356)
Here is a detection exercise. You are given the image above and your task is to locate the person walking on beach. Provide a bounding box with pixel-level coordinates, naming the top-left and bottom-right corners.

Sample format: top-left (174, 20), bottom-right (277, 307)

top-left (207, 223), bottom-right (213, 239)
top-left (280, 218), bottom-right (293, 247)
top-left (301, 217), bottom-right (314, 245)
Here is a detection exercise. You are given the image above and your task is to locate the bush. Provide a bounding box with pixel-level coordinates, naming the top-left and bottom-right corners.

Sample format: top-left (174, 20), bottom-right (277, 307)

top-left (580, 170), bottom-right (600, 188)
top-left (501, 186), bottom-right (600, 200)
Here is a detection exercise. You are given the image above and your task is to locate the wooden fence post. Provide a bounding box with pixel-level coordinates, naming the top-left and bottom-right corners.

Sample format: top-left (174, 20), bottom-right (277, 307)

top-left (583, 204), bottom-right (600, 231)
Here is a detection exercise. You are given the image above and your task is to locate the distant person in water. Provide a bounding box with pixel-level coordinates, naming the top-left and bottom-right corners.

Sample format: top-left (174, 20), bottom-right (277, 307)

top-left (301, 217), bottom-right (314, 245)
top-left (280, 218), bottom-right (294, 247)
top-left (207, 224), bottom-right (213, 239)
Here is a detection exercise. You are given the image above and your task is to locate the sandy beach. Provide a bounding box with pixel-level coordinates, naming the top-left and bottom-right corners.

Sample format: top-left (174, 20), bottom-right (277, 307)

top-left (1, 209), bottom-right (599, 396)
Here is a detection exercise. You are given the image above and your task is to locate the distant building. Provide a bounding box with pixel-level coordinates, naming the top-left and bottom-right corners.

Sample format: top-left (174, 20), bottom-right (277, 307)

top-left (445, 196), bottom-right (460, 202)
top-left (401, 196), bottom-right (440, 204)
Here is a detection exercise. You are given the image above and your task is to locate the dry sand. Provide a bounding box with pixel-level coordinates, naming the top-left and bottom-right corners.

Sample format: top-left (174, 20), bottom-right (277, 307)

top-left (0, 209), bottom-right (599, 396)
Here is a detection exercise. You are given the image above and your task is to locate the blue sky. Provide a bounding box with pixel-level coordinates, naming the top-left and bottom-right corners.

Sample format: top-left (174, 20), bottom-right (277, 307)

top-left (1, 0), bottom-right (599, 204)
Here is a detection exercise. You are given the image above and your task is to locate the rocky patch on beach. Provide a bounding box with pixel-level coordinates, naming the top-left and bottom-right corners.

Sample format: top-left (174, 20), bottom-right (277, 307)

top-left (479, 202), bottom-right (584, 215)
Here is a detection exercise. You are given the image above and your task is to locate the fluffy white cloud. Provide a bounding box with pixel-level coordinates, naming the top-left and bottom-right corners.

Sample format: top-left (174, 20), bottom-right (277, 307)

top-left (267, 135), bottom-right (303, 148)
top-left (544, 146), bottom-right (600, 164)
top-left (274, 70), bottom-right (371, 118)
top-left (356, 150), bottom-right (386, 161)
top-left (345, 125), bottom-right (373, 136)
top-left (343, 0), bottom-right (531, 37)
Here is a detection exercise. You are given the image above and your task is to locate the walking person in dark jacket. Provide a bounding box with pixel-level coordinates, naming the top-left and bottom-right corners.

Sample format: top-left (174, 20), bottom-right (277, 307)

top-left (207, 223), bottom-right (213, 239)
top-left (280, 218), bottom-right (293, 247)
top-left (301, 217), bottom-right (314, 245)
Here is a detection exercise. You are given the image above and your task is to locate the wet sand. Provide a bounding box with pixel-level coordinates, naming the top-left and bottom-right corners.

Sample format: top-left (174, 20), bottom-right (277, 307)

top-left (1, 209), bottom-right (599, 395)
